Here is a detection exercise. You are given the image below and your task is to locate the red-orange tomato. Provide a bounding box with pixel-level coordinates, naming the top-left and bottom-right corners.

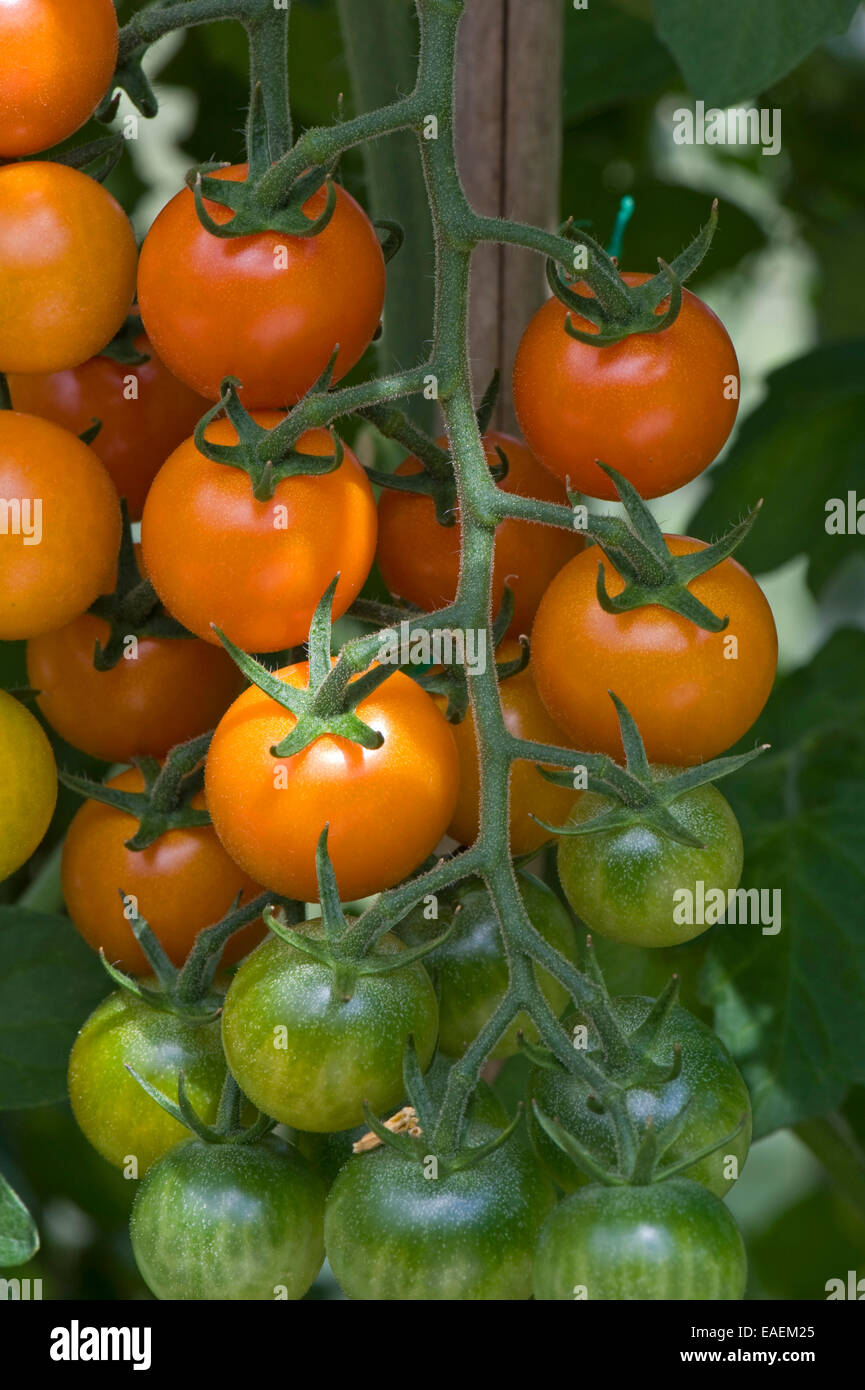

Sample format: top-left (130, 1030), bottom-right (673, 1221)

top-left (531, 537), bottom-right (778, 766)
top-left (141, 416), bottom-right (377, 653)
top-left (377, 432), bottom-right (582, 636)
top-left (0, 0), bottom-right (118, 158)
top-left (8, 335), bottom-right (210, 519)
top-left (513, 274), bottom-right (739, 501)
top-left (137, 166), bottom-right (385, 408)
top-left (61, 769), bottom-right (266, 975)
top-left (0, 412), bottom-right (121, 640)
top-left (0, 163), bottom-right (137, 374)
top-left (444, 642), bottom-right (579, 855)
top-left (27, 615), bottom-right (246, 764)
top-left (205, 664), bottom-right (461, 903)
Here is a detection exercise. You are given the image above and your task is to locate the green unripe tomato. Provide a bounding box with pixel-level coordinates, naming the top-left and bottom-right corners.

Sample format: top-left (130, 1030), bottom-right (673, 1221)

top-left (221, 927), bottom-right (438, 1133)
top-left (528, 996), bottom-right (751, 1198)
top-left (396, 872), bottom-right (577, 1058)
top-left (130, 1136), bottom-right (324, 1300)
top-left (557, 781), bottom-right (743, 947)
top-left (533, 1179), bottom-right (747, 1300)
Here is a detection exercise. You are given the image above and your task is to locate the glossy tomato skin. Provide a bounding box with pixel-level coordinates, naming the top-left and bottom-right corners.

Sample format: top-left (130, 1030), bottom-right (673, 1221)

top-left (61, 768), bottom-right (266, 975)
top-left (8, 334), bottom-right (209, 518)
top-left (27, 614), bottom-right (245, 764)
top-left (558, 781), bottom-right (744, 948)
top-left (445, 640), bottom-right (578, 854)
top-left (529, 996), bottom-right (751, 1198)
top-left (532, 536), bottom-right (778, 765)
top-left (377, 432), bottom-right (581, 636)
top-left (206, 663), bottom-right (460, 902)
top-left (396, 873), bottom-right (577, 1059)
top-left (68, 990), bottom-right (233, 1176)
top-left (141, 416), bottom-right (377, 653)
top-left (0, 413), bottom-right (121, 640)
top-left (325, 1128), bottom-right (555, 1299)
top-left (533, 1178), bottom-right (747, 1300)
top-left (137, 166), bottom-right (385, 408)
top-left (513, 274), bottom-right (739, 501)
top-left (130, 1135), bottom-right (325, 1300)
top-left (222, 927), bottom-right (438, 1133)
top-left (0, 690), bottom-right (57, 882)
top-left (0, 163), bottom-right (137, 374)
top-left (0, 0), bottom-right (118, 158)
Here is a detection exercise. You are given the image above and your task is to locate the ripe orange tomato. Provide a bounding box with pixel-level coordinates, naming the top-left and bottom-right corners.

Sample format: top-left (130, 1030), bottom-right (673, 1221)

top-left (376, 432), bottom-right (582, 636)
top-left (513, 274), bottom-right (739, 501)
top-left (0, 412), bottom-right (121, 640)
top-left (137, 166), bottom-right (385, 408)
top-left (61, 769), bottom-right (267, 975)
top-left (27, 615), bottom-right (246, 764)
top-left (205, 665), bottom-right (460, 902)
top-left (8, 334), bottom-right (209, 519)
top-left (141, 415), bottom-right (377, 653)
top-left (0, 163), bottom-right (137, 374)
top-left (0, 0), bottom-right (118, 158)
top-left (531, 537), bottom-right (778, 766)
top-left (444, 642), bottom-right (578, 854)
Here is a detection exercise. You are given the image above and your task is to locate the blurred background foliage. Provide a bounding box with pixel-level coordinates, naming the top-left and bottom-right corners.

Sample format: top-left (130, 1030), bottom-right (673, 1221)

top-left (2, 0), bottom-right (865, 1300)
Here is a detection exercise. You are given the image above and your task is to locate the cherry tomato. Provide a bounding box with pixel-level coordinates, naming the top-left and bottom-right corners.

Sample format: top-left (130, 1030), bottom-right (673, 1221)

top-left (533, 1179), bottom-right (747, 1300)
top-left (130, 1136), bottom-right (325, 1300)
top-left (8, 334), bottom-right (210, 519)
top-left (68, 989), bottom-right (235, 1176)
top-left (0, 162), bottom-right (137, 374)
top-left (396, 873), bottom-right (577, 1059)
top-left (324, 1127), bottom-right (555, 1299)
top-left (376, 432), bottom-right (581, 636)
top-left (221, 927), bottom-right (439, 1132)
top-left (0, 0), bottom-right (119, 158)
top-left (528, 996), bottom-right (751, 1198)
top-left (137, 166), bottom-right (385, 408)
top-left (0, 689), bottom-right (57, 882)
top-left (531, 536), bottom-right (778, 764)
top-left (205, 663), bottom-right (460, 902)
top-left (27, 614), bottom-right (246, 764)
top-left (141, 415), bottom-right (377, 653)
top-left (557, 781), bottom-right (744, 947)
top-left (61, 768), bottom-right (266, 975)
top-left (0, 412), bottom-right (121, 640)
top-left (513, 274), bottom-right (739, 500)
top-left (445, 640), bottom-right (578, 854)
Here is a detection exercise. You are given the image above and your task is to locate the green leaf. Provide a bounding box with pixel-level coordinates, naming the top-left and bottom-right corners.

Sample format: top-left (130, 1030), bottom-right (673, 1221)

top-left (563, 0), bottom-right (676, 122)
top-left (0, 907), bottom-right (107, 1110)
top-left (654, 0), bottom-right (860, 107)
top-left (0, 1171), bottom-right (39, 1267)
top-left (690, 341), bottom-right (865, 596)
top-left (702, 630), bottom-right (865, 1137)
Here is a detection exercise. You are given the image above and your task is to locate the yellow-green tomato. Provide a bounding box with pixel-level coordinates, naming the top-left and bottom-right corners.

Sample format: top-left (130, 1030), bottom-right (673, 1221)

top-left (0, 689), bottom-right (57, 881)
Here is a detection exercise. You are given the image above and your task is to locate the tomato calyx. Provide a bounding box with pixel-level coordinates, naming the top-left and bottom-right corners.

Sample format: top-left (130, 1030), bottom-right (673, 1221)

top-left (128, 1066), bottom-right (277, 1147)
top-left (539, 693), bottom-right (766, 848)
top-left (546, 200), bottom-right (719, 346)
top-left (86, 507), bottom-right (191, 670)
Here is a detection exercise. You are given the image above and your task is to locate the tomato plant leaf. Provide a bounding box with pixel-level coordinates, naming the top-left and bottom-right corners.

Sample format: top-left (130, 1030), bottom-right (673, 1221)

top-left (0, 907), bottom-right (107, 1110)
top-left (701, 629), bottom-right (865, 1136)
top-left (0, 1171), bottom-right (39, 1267)
top-left (563, 1), bottom-right (676, 123)
top-left (654, 0), bottom-right (860, 108)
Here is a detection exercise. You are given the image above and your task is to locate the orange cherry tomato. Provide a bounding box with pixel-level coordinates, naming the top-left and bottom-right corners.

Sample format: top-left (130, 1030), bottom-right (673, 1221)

top-left (0, 412), bottom-right (121, 640)
top-left (0, 0), bottom-right (119, 158)
top-left (376, 431), bottom-right (582, 636)
top-left (137, 166), bottom-right (385, 408)
top-left (531, 537), bottom-right (778, 766)
top-left (27, 614), bottom-right (246, 764)
top-left (61, 768), bottom-right (266, 975)
top-left (513, 274), bottom-right (739, 501)
top-left (205, 664), bottom-right (461, 903)
top-left (0, 162), bottom-right (137, 374)
top-left (444, 642), bottom-right (579, 855)
top-left (141, 415), bottom-right (377, 653)
top-left (8, 334), bottom-right (210, 519)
